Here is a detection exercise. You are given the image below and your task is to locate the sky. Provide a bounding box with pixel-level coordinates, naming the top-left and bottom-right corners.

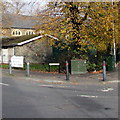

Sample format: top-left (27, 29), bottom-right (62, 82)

top-left (3, 0), bottom-right (119, 15)
top-left (22, 0), bottom-right (49, 15)
top-left (4, 0), bottom-right (49, 3)
top-left (19, 0), bottom-right (119, 1)
top-left (3, 0), bottom-right (51, 15)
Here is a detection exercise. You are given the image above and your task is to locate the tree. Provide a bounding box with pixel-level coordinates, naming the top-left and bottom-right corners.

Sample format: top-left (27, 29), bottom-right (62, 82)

top-left (0, 1), bottom-right (11, 14)
top-left (37, 2), bottom-right (119, 65)
top-left (38, 2), bottom-right (92, 59)
top-left (8, 0), bottom-right (27, 15)
top-left (83, 2), bottom-right (119, 52)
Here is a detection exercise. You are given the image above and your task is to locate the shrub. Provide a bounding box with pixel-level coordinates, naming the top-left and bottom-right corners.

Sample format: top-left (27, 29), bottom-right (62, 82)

top-left (86, 61), bottom-right (97, 72)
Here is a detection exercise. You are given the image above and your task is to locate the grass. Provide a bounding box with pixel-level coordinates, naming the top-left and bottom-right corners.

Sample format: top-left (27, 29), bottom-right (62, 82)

top-left (0, 64), bottom-right (9, 69)
top-left (0, 63), bottom-right (60, 72)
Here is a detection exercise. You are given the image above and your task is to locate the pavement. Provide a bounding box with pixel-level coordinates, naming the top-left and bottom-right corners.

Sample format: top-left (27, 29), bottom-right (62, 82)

top-left (1, 67), bottom-right (119, 85)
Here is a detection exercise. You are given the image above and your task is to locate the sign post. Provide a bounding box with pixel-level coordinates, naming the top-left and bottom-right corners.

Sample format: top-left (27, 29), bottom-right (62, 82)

top-left (11, 56), bottom-right (24, 68)
top-left (10, 56), bottom-right (24, 75)
top-left (66, 61), bottom-right (69, 80)
top-left (49, 63), bottom-right (60, 73)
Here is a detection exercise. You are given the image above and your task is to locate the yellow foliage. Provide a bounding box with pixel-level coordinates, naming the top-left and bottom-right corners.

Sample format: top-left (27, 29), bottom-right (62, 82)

top-left (36, 2), bottom-right (119, 53)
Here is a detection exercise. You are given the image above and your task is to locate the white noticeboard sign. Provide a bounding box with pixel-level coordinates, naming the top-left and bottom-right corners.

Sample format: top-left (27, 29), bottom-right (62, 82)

top-left (49, 63), bottom-right (60, 66)
top-left (11, 56), bottom-right (24, 68)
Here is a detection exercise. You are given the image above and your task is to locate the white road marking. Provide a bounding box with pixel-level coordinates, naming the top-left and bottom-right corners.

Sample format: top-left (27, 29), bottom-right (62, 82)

top-left (39, 85), bottom-right (54, 87)
top-left (100, 88), bottom-right (114, 92)
top-left (44, 80), bottom-right (66, 83)
top-left (102, 80), bottom-right (120, 84)
top-left (77, 95), bottom-right (98, 98)
top-left (107, 80), bottom-right (120, 83)
top-left (0, 83), bottom-right (9, 86)
top-left (39, 84), bottom-right (71, 88)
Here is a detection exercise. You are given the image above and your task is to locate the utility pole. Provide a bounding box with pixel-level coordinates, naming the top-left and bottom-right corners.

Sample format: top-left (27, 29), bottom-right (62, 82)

top-left (112, 1), bottom-right (116, 68)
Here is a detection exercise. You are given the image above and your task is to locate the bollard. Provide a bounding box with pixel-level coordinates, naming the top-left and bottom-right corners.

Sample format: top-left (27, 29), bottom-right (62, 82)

top-left (66, 61), bottom-right (69, 80)
top-left (27, 62), bottom-right (30, 76)
top-left (103, 61), bottom-right (106, 81)
top-left (9, 62), bottom-right (12, 75)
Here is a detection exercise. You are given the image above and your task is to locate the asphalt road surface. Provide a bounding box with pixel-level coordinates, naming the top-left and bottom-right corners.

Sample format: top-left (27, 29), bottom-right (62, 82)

top-left (1, 73), bottom-right (119, 118)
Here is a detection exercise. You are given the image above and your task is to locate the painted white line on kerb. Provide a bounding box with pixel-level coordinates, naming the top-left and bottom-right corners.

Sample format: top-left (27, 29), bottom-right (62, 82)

top-left (0, 83), bottom-right (9, 86)
top-left (77, 95), bottom-right (98, 98)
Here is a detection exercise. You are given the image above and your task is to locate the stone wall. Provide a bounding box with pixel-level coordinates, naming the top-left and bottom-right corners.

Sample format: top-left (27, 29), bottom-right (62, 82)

top-left (14, 38), bottom-right (52, 63)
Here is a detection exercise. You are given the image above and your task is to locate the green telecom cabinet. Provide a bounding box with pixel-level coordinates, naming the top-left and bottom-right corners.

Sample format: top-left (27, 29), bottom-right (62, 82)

top-left (106, 55), bottom-right (115, 71)
top-left (71, 59), bottom-right (87, 74)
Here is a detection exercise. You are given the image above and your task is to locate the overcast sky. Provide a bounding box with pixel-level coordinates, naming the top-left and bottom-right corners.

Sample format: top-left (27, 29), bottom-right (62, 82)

top-left (3, 0), bottom-right (50, 15)
top-left (4, 0), bottom-right (50, 3)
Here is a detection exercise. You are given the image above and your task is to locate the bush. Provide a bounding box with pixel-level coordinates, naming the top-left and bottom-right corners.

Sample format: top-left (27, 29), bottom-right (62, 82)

top-left (86, 61), bottom-right (103, 72)
top-left (1, 63), bottom-right (59, 72)
top-left (86, 61), bottom-right (97, 72)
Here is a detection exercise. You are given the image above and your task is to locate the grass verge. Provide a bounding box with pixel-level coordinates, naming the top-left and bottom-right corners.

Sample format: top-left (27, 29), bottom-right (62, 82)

top-left (0, 63), bottom-right (60, 72)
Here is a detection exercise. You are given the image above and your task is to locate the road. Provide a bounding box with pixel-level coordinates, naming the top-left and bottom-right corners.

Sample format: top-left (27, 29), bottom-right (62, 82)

top-left (1, 73), bottom-right (119, 118)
